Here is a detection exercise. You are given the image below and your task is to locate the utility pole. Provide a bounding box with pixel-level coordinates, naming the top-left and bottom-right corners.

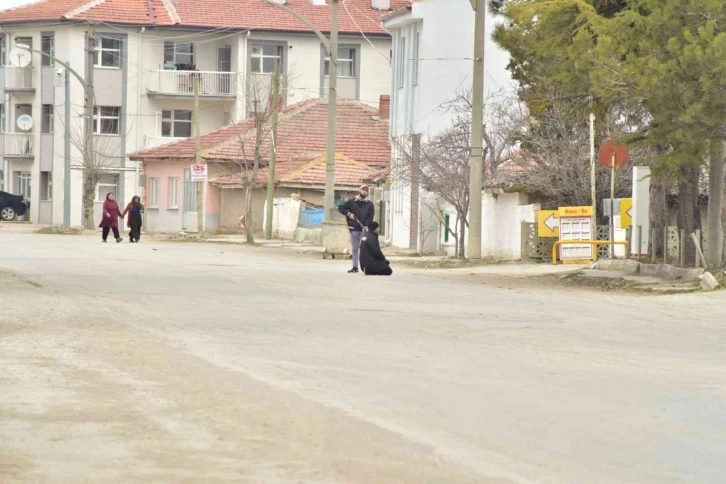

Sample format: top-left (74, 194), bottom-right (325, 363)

top-left (84, 25), bottom-right (96, 229)
top-left (194, 75), bottom-right (203, 234)
top-left (590, 111), bottom-right (597, 221)
top-left (16, 42), bottom-right (88, 228)
top-left (265, 66), bottom-right (281, 239)
top-left (324, 0), bottom-right (339, 222)
top-left (260, 0), bottom-right (338, 222)
top-left (468, 0), bottom-right (485, 258)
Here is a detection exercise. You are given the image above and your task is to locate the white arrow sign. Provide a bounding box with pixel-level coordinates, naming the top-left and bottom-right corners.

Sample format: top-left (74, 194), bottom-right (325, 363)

top-left (626, 206), bottom-right (633, 219)
top-left (544, 214), bottom-right (560, 232)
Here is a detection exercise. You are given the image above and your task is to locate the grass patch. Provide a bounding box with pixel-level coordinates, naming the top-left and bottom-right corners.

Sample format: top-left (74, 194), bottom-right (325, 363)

top-left (35, 227), bottom-right (85, 236)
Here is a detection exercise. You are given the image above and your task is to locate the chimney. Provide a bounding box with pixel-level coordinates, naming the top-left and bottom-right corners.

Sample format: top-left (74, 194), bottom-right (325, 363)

top-left (379, 95), bottom-right (390, 119)
top-left (372, 0), bottom-right (390, 11)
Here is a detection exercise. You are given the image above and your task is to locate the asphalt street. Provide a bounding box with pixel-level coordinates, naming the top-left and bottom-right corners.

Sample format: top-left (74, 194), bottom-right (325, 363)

top-left (1, 231), bottom-right (724, 483)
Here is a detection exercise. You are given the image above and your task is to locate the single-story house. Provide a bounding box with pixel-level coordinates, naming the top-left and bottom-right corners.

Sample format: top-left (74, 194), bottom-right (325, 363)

top-left (129, 98), bottom-right (390, 233)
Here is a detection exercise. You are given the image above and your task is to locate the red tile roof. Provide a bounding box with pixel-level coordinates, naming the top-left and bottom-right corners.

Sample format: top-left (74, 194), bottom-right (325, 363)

top-left (213, 153), bottom-right (378, 188)
top-left (130, 98), bottom-right (391, 168)
top-left (0, 0), bottom-right (407, 35)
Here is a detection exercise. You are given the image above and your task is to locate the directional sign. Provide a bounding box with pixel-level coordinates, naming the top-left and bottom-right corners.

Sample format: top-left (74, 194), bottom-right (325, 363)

top-left (537, 210), bottom-right (560, 238)
top-left (619, 198), bottom-right (633, 229)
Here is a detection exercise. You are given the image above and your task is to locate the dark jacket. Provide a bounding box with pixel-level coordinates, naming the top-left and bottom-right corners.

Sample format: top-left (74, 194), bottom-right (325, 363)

top-left (360, 231), bottom-right (388, 273)
top-left (122, 202), bottom-right (144, 229)
top-left (338, 196), bottom-right (374, 231)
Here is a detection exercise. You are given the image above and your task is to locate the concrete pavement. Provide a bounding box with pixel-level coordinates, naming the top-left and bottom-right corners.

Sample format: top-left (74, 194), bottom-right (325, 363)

top-left (1, 231), bottom-right (725, 483)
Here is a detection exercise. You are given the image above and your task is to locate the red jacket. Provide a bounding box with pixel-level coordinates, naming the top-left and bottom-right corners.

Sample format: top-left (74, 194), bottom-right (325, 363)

top-left (99, 200), bottom-right (122, 228)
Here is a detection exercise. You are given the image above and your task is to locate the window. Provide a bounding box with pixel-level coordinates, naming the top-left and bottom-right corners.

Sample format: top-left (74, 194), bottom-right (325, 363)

top-left (325, 47), bottom-right (356, 78)
top-left (164, 42), bottom-right (194, 69)
top-left (413, 32), bottom-right (420, 86)
top-left (15, 37), bottom-right (32, 51)
top-left (94, 37), bottom-right (121, 68)
top-left (168, 177), bottom-right (179, 209)
top-left (94, 106), bottom-right (120, 135)
top-left (0, 104), bottom-right (5, 133)
top-left (40, 172), bottom-right (52, 201)
top-left (95, 174), bottom-right (118, 202)
top-left (19, 172), bottom-right (32, 199)
top-left (250, 44), bottom-right (283, 74)
top-left (0, 36), bottom-right (6, 67)
top-left (444, 213), bottom-right (450, 243)
top-left (148, 177), bottom-right (160, 208)
top-left (161, 110), bottom-right (192, 138)
top-left (42, 105), bottom-right (54, 134)
top-left (397, 37), bottom-right (406, 88)
top-left (41, 34), bottom-right (54, 67)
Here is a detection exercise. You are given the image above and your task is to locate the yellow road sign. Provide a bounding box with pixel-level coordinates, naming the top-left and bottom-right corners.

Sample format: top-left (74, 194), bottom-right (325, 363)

top-left (537, 210), bottom-right (560, 238)
top-left (558, 206), bottom-right (594, 218)
top-left (620, 198), bottom-right (633, 228)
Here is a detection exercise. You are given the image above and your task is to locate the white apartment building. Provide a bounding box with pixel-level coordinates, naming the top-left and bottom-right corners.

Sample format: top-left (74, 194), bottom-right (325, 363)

top-left (0, 0), bottom-right (403, 226)
top-left (383, 0), bottom-right (512, 253)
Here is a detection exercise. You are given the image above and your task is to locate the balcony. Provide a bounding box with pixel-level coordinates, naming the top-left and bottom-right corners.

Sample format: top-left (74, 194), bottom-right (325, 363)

top-left (4, 133), bottom-right (34, 158)
top-left (150, 70), bottom-right (237, 99)
top-left (4, 67), bottom-right (35, 92)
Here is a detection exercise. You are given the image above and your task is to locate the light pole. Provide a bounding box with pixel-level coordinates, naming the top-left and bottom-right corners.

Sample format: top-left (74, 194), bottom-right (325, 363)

top-left (262, 0), bottom-right (339, 222)
top-left (16, 39), bottom-right (95, 228)
top-left (468, 0), bottom-right (485, 259)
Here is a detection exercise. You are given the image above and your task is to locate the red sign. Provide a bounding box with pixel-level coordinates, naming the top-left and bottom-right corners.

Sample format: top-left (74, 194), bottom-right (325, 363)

top-left (598, 140), bottom-right (629, 169)
top-left (190, 164), bottom-right (208, 181)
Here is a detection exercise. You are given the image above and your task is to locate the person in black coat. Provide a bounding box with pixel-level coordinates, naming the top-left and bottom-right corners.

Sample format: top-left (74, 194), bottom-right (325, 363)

top-left (360, 222), bottom-right (392, 276)
top-left (338, 185), bottom-right (375, 273)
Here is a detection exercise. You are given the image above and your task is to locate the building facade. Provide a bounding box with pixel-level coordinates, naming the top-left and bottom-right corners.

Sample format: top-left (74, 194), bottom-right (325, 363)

top-left (0, 0), bottom-right (402, 226)
top-left (383, 0), bottom-right (512, 253)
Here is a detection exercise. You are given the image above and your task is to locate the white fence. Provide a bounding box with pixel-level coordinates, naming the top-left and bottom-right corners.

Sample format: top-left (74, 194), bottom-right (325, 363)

top-left (5, 67), bottom-right (34, 90)
top-left (155, 70), bottom-right (236, 97)
top-left (4, 133), bottom-right (34, 156)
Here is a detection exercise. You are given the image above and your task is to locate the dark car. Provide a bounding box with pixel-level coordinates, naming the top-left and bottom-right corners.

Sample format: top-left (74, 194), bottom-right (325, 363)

top-left (0, 191), bottom-right (28, 221)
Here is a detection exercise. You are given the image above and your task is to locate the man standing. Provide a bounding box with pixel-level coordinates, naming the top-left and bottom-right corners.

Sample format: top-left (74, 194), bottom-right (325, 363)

top-left (338, 185), bottom-right (375, 273)
top-left (360, 222), bottom-right (393, 276)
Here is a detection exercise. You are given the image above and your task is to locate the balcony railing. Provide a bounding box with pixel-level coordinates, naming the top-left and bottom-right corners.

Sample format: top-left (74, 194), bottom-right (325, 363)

top-left (4, 133), bottom-right (34, 156)
top-left (154, 70), bottom-right (237, 97)
top-left (5, 67), bottom-right (34, 90)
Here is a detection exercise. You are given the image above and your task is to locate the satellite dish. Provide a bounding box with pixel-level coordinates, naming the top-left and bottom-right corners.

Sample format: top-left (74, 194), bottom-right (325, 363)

top-left (9, 46), bottom-right (32, 68)
top-left (17, 114), bottom-right (34, 131)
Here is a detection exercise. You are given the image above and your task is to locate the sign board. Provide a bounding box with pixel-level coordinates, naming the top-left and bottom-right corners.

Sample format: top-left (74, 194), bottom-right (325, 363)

top-left (619, 198), bottom-right (633, 229)
top-left (16, 114), bottom-right (33, 131)
top-left (537, 210), bottom-right (560, 238)
top-left (558, 205), bottom-right (595, 261)
top-left (598, 140), bottom-right (629, 169)
top-left (558, 206), bottom-right (593, 218)
top-left (190, 164), bottom-right (208, 182)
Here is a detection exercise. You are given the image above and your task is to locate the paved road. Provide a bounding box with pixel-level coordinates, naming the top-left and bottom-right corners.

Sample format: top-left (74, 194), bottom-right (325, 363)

top-left (1, 232), bottom-right (724, 483)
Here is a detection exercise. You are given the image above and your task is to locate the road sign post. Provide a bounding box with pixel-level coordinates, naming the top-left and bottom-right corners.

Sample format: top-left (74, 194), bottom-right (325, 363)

top-left (598, 140), bottom-right (629, 259)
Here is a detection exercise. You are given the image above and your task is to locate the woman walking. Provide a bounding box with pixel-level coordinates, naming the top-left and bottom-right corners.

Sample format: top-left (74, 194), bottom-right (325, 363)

top-left (123, 195), bottom-right (144, 243)
top-left (99, 192), bottom-right (123, 243)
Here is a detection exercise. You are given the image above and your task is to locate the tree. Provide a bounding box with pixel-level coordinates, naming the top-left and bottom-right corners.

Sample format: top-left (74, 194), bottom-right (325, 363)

top-left (493, 0), bottom-right (726, 266)
top-left (394, 117), bottom-right (471, 258)
top-left (62, 113), bottom-right (128, 229)
top-left (394, 90), bottom-right (526, 258)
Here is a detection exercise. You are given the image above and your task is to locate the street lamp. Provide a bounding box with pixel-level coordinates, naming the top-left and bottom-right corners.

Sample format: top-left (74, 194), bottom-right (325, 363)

top-left (262, 0), bottom-right (339, 223)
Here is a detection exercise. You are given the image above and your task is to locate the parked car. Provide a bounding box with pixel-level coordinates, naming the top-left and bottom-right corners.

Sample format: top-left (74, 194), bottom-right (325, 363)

top-left (0, 191), bottom-right (28, 221)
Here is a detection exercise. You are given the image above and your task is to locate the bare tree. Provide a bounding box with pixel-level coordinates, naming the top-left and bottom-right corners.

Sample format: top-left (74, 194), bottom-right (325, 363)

top-left (62, 112), bottom-right (129, 229)
top-left (395, 90), bottom-right (526, 258)
top-left (510, 103), bottom-right (646, 216)
top-left (395, 114), bottom-right (471, 258)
